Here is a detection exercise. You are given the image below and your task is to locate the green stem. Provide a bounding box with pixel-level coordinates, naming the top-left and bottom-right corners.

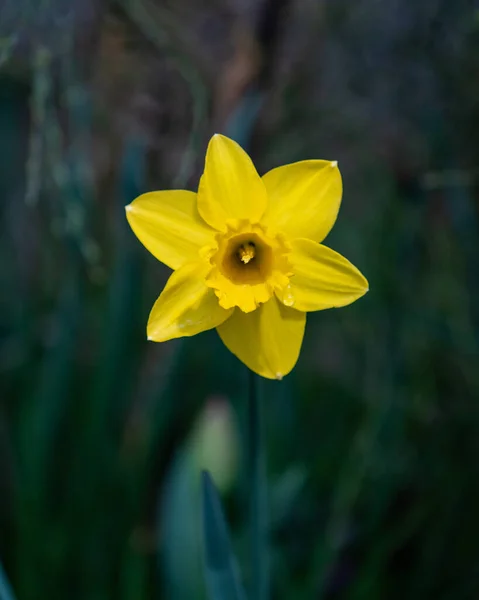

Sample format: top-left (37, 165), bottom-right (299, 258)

top-left (248, 370), bottom-right (268, 600)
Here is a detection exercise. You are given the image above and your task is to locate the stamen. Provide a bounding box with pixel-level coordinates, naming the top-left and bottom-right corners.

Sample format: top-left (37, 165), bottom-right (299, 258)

top-left (237, 242), bottom-right (256, 264)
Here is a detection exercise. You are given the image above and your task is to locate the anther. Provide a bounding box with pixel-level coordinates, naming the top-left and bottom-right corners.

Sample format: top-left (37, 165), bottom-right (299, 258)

top-left (237, 242), bottom-right (256, 264)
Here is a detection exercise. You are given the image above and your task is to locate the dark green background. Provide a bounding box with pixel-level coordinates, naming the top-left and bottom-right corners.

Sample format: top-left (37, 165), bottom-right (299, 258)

top-left (1, 1), bottom-right (479, 598)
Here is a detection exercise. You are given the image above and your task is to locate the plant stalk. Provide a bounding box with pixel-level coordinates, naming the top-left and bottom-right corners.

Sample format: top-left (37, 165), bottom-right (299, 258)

top-left (248, 370), bottom-right (268, 600)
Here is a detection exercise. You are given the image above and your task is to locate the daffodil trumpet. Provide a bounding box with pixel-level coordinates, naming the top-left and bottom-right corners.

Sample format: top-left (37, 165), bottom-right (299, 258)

top-left (126, 134), bottom-right (368, 379)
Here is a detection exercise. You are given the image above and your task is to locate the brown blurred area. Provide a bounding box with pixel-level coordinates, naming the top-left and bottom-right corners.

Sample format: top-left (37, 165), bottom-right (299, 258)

top-left (4, 0), bottom-right (479, 198)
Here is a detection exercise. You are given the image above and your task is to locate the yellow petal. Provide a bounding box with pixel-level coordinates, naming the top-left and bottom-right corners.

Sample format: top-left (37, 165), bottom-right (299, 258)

top-left (197, 134), bottom-right (268, 230)
top-left (126, 190), bottom-right (214, 270)
top-left (148, 262), bottom-right (233, 341)
top-left (217, 298), bottom-right (305, 380)
top-left (276, 238), bottom-right (368, 312)
top-left (262, 160), bottom-right (342, 242)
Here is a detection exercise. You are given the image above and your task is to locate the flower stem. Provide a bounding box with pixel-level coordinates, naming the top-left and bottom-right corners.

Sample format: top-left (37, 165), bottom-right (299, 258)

top-left (248, 370), bottom-right (268, 600)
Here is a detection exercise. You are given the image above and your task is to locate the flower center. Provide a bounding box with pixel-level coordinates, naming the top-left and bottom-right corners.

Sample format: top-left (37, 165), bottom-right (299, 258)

top-left (202, 220), bottom-right (292, 313)
top-left (220, 233), bottom-right (273, 286)
top-left (237, 242), bottom-right (256, 264)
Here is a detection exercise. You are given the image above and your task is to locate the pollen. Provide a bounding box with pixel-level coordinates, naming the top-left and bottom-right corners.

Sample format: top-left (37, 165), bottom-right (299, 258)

top-left (237, 242), bottom-right (256, 264)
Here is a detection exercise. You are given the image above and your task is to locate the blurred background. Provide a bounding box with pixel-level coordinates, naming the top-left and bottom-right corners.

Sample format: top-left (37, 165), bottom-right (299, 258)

top-left (1, 0), bottom-right (479, 598)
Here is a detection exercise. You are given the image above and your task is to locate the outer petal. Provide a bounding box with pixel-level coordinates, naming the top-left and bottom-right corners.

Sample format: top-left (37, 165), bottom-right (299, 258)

top-left (197, 134), bottom-right (268, 230)
top-left (276, 238), bottom-right (368, 312)
top-left (217, 297), bottom-right (306, 380)
top-left (148, 262), bottom-right (233, 341)
top-left (126, 190), bottom-right (214, 270)
top-left (262, 160), bottom-right (342, 242)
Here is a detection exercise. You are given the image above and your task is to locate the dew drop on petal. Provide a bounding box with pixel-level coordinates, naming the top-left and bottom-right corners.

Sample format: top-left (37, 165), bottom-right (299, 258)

top-left (282, 284), bottom-right (295, 307)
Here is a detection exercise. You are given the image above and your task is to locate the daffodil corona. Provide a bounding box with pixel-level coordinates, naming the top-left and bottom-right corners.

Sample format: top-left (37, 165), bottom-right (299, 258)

top-left (126, 134), bottom-right (368, 379)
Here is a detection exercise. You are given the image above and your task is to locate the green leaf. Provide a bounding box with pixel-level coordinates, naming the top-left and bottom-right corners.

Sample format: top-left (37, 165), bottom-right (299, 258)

top-left (201, 471), bottom-right (246, 600)
top-left (0, 562), bottom-right (16, 600)
top-left (160, 451), bottom-right (206, 600)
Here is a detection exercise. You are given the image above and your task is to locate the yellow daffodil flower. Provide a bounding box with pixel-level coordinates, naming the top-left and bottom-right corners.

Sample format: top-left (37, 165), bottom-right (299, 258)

top-left (126, 134), bottom-right (368, 379)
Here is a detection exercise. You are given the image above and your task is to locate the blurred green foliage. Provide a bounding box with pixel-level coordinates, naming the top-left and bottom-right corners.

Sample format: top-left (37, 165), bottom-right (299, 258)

top-left (1, 1), bottom-right (479, 599)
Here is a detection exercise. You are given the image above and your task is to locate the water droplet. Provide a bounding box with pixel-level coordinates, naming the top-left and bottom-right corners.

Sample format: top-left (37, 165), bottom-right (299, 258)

top-left (282, 285), bottom-right (295, 307)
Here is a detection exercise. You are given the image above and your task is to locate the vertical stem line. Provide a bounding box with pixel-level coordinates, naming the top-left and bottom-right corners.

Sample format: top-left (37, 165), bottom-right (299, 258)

top-left (248, 370), bottom-right (268, 600)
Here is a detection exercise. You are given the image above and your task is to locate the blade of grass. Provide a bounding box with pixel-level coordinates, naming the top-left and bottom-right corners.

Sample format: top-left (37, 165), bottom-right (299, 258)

top-left (201, 471), bottom-right (247, 600)
top-left (0, 561), bottom-right (16, 600)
